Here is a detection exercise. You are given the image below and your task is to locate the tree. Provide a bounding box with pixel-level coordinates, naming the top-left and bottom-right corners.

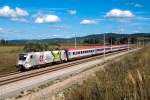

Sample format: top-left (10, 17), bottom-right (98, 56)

top-left (130, 37), bottom-right (137, 44)
top-left (23, 43), bottom-right (49, 52)
top-left (0, 39), bottom-right (8, 45)
top-left (108, 37), bottom-right (117, 45)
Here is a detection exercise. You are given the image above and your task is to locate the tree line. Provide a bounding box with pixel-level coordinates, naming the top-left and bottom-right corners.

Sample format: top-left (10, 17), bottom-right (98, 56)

top-left (83, 37), bottom-right (141, 45)
top-left (0, 39), bottom-right (8, 45)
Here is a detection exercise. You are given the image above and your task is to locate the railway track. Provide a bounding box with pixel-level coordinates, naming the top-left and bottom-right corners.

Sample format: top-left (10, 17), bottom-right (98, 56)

top-left (0, 49), bottom-right (129, 86)
top-left (0, 71), bottom-right (20, 78)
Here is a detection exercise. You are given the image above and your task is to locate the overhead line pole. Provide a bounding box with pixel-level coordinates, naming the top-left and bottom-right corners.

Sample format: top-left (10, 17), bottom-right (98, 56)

top-left (104, 32), bottom-right (106, 61)
top-left (128, 36), bottom-right (130, 51)
top-left (75, 33), bottom-right (77, 48)
top-left (111, 37), bottom-right (112, 51)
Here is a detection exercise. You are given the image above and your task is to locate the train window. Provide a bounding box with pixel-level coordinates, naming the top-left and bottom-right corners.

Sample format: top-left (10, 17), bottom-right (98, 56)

top-left (30, 55), bottom-right (33, 59)
top-left (68, 52), bottom-right (70, 55)
top-left (76, 52), bottom-right (77, 55)
top-left (106, 48), bottom-right (110, 50)
top-left (19, 54), bottom-right (27, 61)
top-left (73, 52), bottom-right (75, 55)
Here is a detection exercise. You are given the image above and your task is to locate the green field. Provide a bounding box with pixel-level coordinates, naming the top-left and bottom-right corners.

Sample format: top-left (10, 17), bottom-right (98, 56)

top-left (0, 46), bottom-right (23, 73)
top-left (65, 47), bottom-right (150, 100)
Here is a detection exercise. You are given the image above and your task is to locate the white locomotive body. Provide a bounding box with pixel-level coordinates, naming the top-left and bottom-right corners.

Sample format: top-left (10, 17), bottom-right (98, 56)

top-left (17, 50), bottom-right (67, 70)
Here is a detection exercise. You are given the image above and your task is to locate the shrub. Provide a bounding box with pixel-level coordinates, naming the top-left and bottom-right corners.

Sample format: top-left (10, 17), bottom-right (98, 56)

top-left (23, 43), bottom-right (49, 52)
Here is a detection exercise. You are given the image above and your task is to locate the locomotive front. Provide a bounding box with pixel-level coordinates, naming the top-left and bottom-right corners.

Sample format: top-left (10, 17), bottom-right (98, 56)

top-left (17, 53), bottom-right (30, 70)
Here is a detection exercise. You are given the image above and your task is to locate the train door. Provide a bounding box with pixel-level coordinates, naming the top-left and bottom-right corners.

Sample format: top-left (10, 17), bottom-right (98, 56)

top-left (60, 50), bottom-right (68, 61)
top-left (28, 53), bottom-right (37, 68)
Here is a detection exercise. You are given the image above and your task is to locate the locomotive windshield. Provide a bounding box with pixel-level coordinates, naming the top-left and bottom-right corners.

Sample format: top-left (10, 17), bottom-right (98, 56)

top-left (19, 54), bottom-right (27, 61)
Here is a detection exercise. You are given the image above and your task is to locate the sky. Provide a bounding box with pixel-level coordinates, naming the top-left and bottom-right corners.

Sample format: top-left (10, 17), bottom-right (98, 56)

top-left (0, 0), bottom-right (149, 40)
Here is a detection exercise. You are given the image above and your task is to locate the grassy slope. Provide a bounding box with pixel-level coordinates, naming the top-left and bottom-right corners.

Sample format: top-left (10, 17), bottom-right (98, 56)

top-left (0, 46), bottom-right (23, 73)
top-left (65, 47), bottom-right (150, 100)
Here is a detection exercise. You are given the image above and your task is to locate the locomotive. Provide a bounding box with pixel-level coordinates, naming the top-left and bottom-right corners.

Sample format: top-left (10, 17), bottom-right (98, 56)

top-left (17, 44), bottom-right (128, 71)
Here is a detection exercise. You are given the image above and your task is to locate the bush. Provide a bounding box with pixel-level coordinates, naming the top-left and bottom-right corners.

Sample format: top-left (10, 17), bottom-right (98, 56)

top-left (23, 43), bottom-right (49, 52)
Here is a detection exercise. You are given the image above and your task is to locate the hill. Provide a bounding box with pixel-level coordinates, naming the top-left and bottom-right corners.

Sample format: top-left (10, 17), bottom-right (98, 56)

top-left (7, 33), bottom-right (150, 45)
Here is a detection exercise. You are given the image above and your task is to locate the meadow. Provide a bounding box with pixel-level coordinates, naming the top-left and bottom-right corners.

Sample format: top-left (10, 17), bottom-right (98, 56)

top-left (65, 47), bottom-right (150, 100)
top-left (0, 46), bottom-right (23, 73)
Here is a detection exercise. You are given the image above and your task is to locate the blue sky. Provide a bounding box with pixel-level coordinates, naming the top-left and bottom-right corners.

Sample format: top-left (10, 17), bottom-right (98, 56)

top-left (0, 0), bottom-right (149, 40)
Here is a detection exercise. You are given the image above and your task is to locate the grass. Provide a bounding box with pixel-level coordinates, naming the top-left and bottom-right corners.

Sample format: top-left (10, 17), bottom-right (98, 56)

top-left (0, 46), bottom-right (23, 73)
top-left (65, 47), bottom-right (150, 100)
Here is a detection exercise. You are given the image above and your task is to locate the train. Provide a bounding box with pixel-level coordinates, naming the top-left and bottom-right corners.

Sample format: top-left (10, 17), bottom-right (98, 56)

top-left (16, 44), bottom-right (129, 71)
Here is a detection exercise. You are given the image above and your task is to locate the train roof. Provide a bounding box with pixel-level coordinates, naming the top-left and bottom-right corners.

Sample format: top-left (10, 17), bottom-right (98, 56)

top-left (66, 44), bottom-right (127, 51)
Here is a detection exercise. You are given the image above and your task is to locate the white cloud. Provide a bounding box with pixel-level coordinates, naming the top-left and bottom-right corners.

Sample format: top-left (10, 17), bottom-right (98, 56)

top-left (52, 34), bottom-right (58, 37)
top-left (35, 15), bottom-right (60, 23)
top-left (80, 19), bottom-right (97, 25)
top-left (52, 26), bottom-right (67, 30)
top-left (0, 27), bottom-right (4, 33)
top-left (134, 4), bottom-right (143, 8)
top-left (68, 10), bottom-right (77, 15)
top-left (10, 18), bottom-right (28, 22)
top-left (0, 6), bottom-right (28, 18)
top-left (126, 2), bottom-right (143, 8)
top-left (106, 9), bottom-right (134, 18)
top-left (136, 17), bottom-right (150, 20)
